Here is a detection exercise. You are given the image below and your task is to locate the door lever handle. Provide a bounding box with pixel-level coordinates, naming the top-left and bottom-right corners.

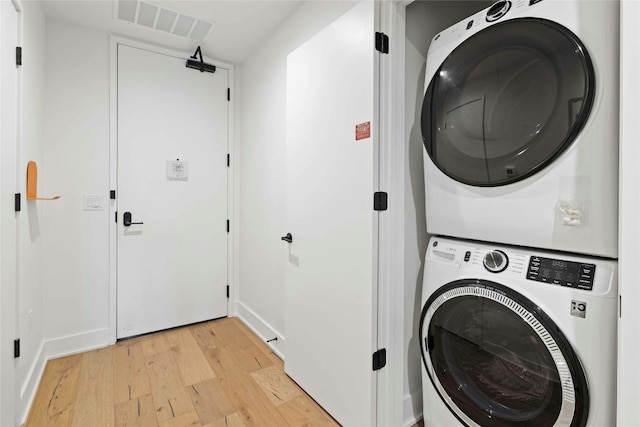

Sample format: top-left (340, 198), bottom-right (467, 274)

top-left (281, 233), bottom-right (292, 243)
top-left (123, 211), bottom-right (144, 227)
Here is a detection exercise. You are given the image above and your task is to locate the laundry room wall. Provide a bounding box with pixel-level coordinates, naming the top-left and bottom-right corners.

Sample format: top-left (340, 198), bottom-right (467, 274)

top-left (15, 0), bottom-right (47, 421)
top-left (237, 0), bottom-right (360, 357)
top-left (41, 19), bottom-right (111, 356)
top-left (402, 1), bottom-right (491, 424)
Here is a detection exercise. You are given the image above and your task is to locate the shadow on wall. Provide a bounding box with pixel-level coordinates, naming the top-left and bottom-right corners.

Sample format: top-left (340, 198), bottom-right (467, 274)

top-left (27, 201), bottom-right (40, 241)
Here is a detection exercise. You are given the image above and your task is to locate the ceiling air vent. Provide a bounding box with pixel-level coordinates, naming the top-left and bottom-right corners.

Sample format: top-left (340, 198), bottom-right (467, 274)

top-left (116, 0), bottom-right (215, 42)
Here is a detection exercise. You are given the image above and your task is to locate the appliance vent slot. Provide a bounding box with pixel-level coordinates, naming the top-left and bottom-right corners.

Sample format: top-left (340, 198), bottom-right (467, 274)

top-left (116, 0), bottom-right (215, 42)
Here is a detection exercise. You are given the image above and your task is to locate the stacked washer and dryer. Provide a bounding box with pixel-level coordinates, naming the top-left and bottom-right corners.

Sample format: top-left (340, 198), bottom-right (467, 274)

top-left (418, 0), bottom-right (619, 426)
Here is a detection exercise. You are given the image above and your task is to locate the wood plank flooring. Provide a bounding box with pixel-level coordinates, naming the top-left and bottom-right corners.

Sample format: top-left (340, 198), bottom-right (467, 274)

top-left (25, 318), bottom-right (340, 427)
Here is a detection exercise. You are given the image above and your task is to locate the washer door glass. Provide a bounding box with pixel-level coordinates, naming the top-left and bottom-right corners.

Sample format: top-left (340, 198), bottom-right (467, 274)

top-left (419, 280), bottom-right (588, 427)
top-left (421, 18), bottom-right (595, 186)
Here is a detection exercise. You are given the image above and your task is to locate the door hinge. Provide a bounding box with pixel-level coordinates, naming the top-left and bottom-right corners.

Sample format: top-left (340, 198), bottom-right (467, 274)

top-left (16, 47), bottom-right (22, 67)
top-left (115, 211), bottom-right (117, 223)
top-left (15, 193), bottom-right (21, 212)
top-left (227, 220), bottom-right (230, 233)
top-left (14, 339), bottom-right (20, 358)
top-left (372, 348), bottom-right (386, 371)
top-left (375, 32), bottom-right (389, 54)
top-left (227, 88), bottom-right (231, 101)
top-left (226, 285), bottom-right (229, 299)
top-left (619, 295), bottom-right (622, 318)
top-left (227, 154), bottom-right (230, 167)
top-left (374, 192), bottom-right (388, 211)
top-left (110, 190), bottom-right (116, 200)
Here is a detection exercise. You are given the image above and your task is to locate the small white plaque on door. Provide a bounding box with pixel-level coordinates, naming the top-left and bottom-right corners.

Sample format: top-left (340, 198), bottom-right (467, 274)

top-left (167, 160), bottom-right (188, 181)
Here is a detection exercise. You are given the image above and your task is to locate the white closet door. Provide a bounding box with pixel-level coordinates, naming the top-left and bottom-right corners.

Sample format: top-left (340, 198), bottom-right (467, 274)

top-left (284, 2), bottom-right (376, 426)
top-left (117, 45), bottom-right (228, 339)
top-left (1, 1), bottom-right (19, 424)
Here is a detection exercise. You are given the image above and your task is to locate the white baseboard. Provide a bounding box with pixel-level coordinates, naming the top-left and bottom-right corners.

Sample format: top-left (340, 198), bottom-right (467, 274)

top-left (404, 390), bottom-right (423, 427)
top-left (44, 328), bottom-right (110, 360)
top-left (18, 328), bottom-right (110, 424)
top-left (236, 301), bottom-right (285, 360)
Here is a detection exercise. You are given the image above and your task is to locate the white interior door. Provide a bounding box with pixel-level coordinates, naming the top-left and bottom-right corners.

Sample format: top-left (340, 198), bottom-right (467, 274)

top-left (117, 45), bottom-right (228, 339)
top-left (284, 2), bottom-right (376, 426)
top-left (0, 0), bottom-right (19, 424)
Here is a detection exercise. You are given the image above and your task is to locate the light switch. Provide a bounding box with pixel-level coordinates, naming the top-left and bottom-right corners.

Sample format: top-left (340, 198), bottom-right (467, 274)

top-left (84, 194), bottom-right (104, 211)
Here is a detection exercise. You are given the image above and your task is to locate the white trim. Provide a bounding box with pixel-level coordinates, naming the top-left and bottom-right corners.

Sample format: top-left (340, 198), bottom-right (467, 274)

top-left (236, 301), bottom-right (285, 360)
top-left (17, 341), bottom-right (45, 425)
top-left (403, 390), bottom-right (423, 427)
top-left (44, 328), bottom-right (110, 360)
top-left (376, 1), bottom-right (406, 426)
top-left (108, 35), bottom-right (236, 344)
top-left (617, 1), bottom-right (640, 424)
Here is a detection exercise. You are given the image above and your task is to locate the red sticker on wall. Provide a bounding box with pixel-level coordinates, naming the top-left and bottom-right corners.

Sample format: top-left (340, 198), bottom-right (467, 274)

top-left (355, 121), bottom-right (371, 141)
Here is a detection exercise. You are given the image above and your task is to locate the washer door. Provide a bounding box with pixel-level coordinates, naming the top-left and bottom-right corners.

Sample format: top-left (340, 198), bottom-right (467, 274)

top-left (421, 18), bottom-right (595, 186)
top-left (419, 280), bottom-right (589, 427)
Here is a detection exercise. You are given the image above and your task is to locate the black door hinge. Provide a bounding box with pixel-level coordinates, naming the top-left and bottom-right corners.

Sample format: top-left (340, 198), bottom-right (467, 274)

top-left (16, 47), bottom-right (22, 66)
top-left (14, 339), bottom-right (20, 358)
top-left (115, 211), bottom-right (117, 223)
top-left (375, 32), bottom-right (389, 54)
top-left (372, 348), bottom-right (386, 371)
top-left (374, 192), bottom-right (388, 211)
top-left (227, 88), bottom-right (231, 101)
top-left (110, 190), bottom-right (116, 200)
top-left (227, 154), bottom-right (230, 167)
top-left (15, 193), bottom-right (21, 212)
top-left (227, 220), bottom-right (230, 233)
top-left (226, 285), bottom-right (229, 299)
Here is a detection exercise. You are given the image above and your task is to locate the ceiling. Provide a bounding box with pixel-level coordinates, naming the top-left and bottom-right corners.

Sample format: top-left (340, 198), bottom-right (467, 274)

top-left (41, 0), bottom-right (305, 64)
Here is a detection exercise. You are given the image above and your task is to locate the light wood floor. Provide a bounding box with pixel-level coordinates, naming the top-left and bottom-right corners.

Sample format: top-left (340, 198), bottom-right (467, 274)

top-left (25, 317), bottom-right (340, 427)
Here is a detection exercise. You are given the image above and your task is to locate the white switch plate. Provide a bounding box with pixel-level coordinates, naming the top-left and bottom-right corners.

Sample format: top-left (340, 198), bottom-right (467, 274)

top-left (84, 194), bottom-right (104, 211)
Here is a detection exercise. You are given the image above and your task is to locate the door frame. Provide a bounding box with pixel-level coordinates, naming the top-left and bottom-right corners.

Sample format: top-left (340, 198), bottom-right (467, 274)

top-left (108, 36), bottom-right (237, 344)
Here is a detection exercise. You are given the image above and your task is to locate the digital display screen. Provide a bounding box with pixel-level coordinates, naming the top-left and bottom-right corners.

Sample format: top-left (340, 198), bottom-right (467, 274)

top-left (527, 256), bottom-right (595, 290)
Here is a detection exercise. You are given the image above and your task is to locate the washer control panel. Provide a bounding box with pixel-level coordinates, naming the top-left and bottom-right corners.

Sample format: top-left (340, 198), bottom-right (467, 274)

top-left (527, 256), bottom-right (596, 290)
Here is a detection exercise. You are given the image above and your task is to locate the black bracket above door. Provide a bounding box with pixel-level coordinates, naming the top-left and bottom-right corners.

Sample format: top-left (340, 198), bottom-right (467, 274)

top-left (186, 46), bottom-right (217, 74)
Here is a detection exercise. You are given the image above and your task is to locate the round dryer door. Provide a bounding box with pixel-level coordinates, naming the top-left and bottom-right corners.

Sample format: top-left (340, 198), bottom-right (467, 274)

top-left (419, 280), bottom-right (589, 427)
top-left (421, 18), bottom-right (595, 186)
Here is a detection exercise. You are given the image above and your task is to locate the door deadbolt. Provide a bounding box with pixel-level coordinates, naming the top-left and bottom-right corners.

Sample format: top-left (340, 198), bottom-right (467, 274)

top-left (123, 211), bottom-right (144, 227)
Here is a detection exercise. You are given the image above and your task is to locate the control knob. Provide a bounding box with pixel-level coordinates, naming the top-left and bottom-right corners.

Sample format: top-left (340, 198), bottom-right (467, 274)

top-left (486, 0), bottom-right (511, 22)
top-left (483, 250), bottom-right (509, 273)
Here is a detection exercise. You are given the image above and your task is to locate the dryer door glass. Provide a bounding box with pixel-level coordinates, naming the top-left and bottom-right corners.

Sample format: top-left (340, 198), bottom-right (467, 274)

top-left (421, 18), bottom-right (595, 186)
top-left (419, 280), bottom-right (588, 427)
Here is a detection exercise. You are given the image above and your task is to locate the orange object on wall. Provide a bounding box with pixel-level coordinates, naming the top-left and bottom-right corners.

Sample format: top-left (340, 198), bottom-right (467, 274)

top-left (26, 161), bottom-right (60, 200)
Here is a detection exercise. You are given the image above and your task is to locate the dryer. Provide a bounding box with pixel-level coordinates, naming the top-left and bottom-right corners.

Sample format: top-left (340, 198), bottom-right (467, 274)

top-left (421, 0), bottom-right (619, 258)
top-left (419, 236), bottom-right (617, 427)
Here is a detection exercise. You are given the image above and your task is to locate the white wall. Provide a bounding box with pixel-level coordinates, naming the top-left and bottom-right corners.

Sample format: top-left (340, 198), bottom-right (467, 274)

top-left (402, 1), bottom-right (491, 424)
top-left (41, 19), bottom-right (111, 353)
top-left (237, 1), bottom-right (359, 357)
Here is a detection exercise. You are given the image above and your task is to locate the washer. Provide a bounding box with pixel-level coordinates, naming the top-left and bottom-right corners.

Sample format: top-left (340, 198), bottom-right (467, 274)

top-left (420, 0), bottom-right (619, 258)
top-left (419, 236), bottom-right (617, 427)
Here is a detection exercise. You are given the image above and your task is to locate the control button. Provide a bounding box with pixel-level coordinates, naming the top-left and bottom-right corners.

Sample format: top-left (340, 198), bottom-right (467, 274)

top-left (466, 20), bottom-right (473, 30)
top-left (483, 250), bottom-right (509, 273)
top-left (464, 251), bottom-right (471, 262)
top-left (486, 0), bottom-right (511, 22)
